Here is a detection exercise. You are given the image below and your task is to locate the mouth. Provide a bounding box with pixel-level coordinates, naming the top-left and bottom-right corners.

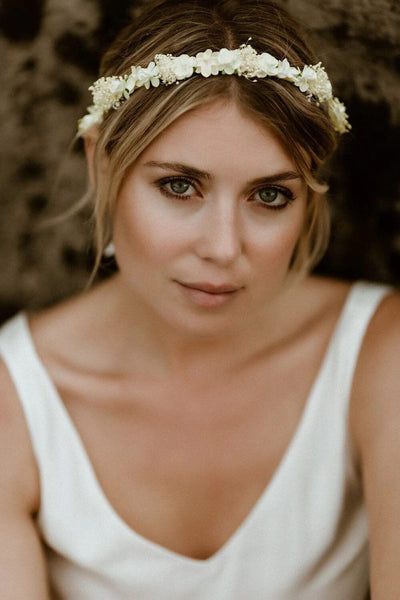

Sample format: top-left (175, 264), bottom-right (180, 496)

top-left (178, 281), bottom-right (241, 294)
top-left (174, 280), bottom-right (243, 308)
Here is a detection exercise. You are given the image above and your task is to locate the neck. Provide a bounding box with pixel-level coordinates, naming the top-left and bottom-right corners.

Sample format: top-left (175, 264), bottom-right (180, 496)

top-left (91, 274), bottom-right (300, 381)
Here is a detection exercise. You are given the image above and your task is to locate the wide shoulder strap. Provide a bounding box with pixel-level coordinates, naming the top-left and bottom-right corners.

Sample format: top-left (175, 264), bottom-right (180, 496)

top-left (0, 313), bottom-right (58, 457)
top-left (327, 281), bottom-right (392, 399)
top-left (0, 312), bottom-right (42, 408)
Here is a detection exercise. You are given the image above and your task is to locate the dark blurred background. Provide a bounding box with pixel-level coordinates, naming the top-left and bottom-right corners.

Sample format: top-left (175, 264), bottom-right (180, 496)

top-left (0, 0), bottom-right (399, 323)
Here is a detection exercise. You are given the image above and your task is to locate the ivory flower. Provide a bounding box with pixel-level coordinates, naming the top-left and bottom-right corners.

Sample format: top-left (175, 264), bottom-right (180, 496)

top-left (173, 54), bottom-right (196, 79)
top-left (217, 48), bottom-right (241, 74)
top-left (135, 62), bottom-right (160, 89)
top-left (257, 53), bottom-right (280, 76)
top-left (307, 64), bottom-right (333, 102)
top-left (89, 77), bottom-right (126, 112)
top-left (195, 50), bottom-right (220, 77)
top-left (77, 44), bottom-right (351, 136)
top-left (77, 106), bottom-right (103, 135)
top-left (328, 97), bottom-right (351, 133)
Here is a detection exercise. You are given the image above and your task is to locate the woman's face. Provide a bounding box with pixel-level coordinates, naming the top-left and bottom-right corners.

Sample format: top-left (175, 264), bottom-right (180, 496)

top-left (112, 99), bottom-right (307, 335)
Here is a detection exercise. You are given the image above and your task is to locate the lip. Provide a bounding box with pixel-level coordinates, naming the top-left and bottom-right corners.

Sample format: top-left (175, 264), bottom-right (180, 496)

top-left (175, 280), bottom-right (243, 308)
top-left (177, 281), bottom-right (241, 294)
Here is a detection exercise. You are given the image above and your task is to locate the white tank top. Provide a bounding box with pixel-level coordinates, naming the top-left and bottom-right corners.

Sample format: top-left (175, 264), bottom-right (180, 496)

top-left (0, 282), bottom-right (390, 600)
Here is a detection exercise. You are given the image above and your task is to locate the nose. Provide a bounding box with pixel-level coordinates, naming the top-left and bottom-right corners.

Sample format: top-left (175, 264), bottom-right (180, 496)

top-left (195, 199), bottom-right (242, 267)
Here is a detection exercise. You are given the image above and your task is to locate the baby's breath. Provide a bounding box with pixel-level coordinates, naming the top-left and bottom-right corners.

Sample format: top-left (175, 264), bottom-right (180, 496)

top-left (78, 45), bottom-right (350, 136)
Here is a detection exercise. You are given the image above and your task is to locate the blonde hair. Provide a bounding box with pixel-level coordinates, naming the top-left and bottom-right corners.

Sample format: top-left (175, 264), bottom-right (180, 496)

top-left (85, 0), bottom-right (338, 278)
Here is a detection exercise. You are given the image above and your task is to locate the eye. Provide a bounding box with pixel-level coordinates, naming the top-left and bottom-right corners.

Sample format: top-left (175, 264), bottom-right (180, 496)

top-left (159, 177), bottom-right (197, 199)
top-left (253, 185), bottom-right (294, 210)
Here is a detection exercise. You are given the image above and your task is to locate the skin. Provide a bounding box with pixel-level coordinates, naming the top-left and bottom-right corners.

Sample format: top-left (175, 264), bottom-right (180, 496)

top-left (108, 100), bottom-right (307, 357)
top-left (0, 99), bottom-right (399, 598)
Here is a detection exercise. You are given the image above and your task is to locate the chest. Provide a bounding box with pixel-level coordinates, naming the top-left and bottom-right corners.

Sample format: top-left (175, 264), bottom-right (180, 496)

top-left (42, 372), bottom-right (367, 600)
top-left (60, 348), bottom-right (321, 560)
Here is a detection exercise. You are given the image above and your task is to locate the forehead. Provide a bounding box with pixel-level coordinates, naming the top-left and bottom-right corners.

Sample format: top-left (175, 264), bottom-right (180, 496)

top-left (136, 99), bottom-right (296, 177)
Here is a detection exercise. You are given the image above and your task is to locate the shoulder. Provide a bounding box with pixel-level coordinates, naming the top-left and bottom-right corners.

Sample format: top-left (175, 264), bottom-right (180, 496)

top-left (28, 278), bottom-right (120, 377)
top-left (350, 287), bottom-right (400, 447)
top-left (0, 346), bottom-right (40, 514)
top-left (349, 289), bottom-right (400, 596)
top-left (0, 331), bottom-right (49, 594)
top-left (28, 275), bottom-right (117, 350)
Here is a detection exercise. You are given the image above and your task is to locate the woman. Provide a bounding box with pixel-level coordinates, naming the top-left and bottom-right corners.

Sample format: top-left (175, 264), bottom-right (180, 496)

top-left (0, 0), bottom-right (398, 598)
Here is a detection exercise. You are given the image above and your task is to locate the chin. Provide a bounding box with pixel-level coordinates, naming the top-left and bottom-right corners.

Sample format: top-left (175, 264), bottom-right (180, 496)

top-left (167, 310), bottom-right (242, 338)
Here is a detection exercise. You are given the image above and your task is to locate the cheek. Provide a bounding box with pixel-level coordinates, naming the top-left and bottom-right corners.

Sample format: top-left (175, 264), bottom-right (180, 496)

top-left (113, 190), bottom-right (185, 263)
top-left (251, 209), bottom-right (305, 270)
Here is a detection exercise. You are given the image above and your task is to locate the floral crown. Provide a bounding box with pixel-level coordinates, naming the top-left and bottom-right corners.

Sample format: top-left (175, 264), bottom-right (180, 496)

top-left (77, 44), bottom-right (350, 136)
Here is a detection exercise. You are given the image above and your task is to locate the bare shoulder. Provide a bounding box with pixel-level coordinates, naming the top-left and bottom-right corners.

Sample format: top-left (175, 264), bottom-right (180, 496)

top-left (0, 353), bottom-right (40, 513)
top-left (349, 289), bottom-right (400, 597)
top-left (350, 288), bottom-right (400, 446)
top-left (28, 276), bottom-right (119, 367)
top-left (0, 353), bottom-right (50, 596)
top-left (357, 287), bottom-right (400, 360)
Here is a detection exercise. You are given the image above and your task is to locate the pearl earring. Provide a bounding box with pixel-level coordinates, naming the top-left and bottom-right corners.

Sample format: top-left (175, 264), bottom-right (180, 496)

top-left (103, 242), bottom-right (115, 257)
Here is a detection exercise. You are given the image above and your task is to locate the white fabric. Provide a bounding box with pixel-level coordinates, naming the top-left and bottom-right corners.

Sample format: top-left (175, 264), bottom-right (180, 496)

top-left (0, 282), bottom-right (390, 599)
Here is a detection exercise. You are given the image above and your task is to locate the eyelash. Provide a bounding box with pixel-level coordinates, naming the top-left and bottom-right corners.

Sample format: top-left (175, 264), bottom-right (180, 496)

top-left (156, 176), bottom-right (295, 211)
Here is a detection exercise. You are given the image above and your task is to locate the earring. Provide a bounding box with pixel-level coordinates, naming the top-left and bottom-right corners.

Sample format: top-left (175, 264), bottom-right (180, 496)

top-left (103, 241), bottom-right (115, 257)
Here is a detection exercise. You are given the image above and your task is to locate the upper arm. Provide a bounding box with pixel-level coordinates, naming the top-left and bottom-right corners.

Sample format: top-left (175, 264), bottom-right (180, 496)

top-left (350, 292), bottom-right (400, 600)
top-left (0, 356), bottom-right (50, 599)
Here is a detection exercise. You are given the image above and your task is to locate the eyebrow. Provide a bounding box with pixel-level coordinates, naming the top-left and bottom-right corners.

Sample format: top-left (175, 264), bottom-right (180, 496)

top-left (143, 161), bottom-right (301, 185)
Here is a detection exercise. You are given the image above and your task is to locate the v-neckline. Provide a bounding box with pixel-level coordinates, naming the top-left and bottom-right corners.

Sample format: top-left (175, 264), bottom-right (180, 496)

top-left (20, 283), bottom-right (358, 566)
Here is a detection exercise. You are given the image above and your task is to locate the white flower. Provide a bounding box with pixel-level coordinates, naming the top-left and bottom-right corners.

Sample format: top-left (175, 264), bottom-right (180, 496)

top-left (155, 54), bottom-right (178, 84)
top-left (295, 65), bottom-right (317, 93)
top-left (307, 64), bottom-right (332, 101)
top-left (276, 58), bottom-right (300, 81)
top-left (328, 97), bottom-right (351, 133)
top-left (109, 77), bottom-right (126, 97)
top-left (126, 67), bottom-right (139, 93)
top-left (77, 46), bottom-right (350, 136)
top-left (173, 54), bottom-right (196, 79)
top-left (195, 49), bottom-right (219, 77)
top-left (77, 105), bottom-right (103, 135)
top-left (135, 62), bottom-right (160, 89)
top-left (89, 76), bottom-right (126, 112)
top-left (256, 52), bottom-right (280, 76)
top-left (217, 48), bottom-right (241, 74)
top-left (236, 45), bottom-right (258, 76)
